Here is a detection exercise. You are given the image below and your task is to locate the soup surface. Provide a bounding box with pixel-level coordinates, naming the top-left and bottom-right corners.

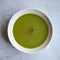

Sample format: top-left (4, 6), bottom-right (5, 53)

top-left (13, 14), bottom-right (48, 48)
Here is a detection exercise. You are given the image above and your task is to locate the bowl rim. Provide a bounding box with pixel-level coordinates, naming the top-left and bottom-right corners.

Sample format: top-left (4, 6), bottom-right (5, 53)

top-left (7, 9), bottom-right (53, 53)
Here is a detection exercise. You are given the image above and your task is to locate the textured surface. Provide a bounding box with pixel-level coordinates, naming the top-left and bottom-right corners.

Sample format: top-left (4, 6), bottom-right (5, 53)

top-left (0, 0), bottom-right (60, 60)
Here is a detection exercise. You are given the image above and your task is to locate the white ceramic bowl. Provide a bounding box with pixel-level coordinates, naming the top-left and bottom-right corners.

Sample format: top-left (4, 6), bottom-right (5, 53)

top-left (7, 9), bottom-right (53, 53)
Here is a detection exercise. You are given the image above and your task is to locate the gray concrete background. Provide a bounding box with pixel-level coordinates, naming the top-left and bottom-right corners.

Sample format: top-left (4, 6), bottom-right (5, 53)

top-left (0, 0), bottom-right (60, 60)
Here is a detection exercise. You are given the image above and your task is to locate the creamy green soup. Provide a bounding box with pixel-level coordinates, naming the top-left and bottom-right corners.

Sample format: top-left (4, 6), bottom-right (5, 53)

top-left (13, 14), bottom-right (48, 48)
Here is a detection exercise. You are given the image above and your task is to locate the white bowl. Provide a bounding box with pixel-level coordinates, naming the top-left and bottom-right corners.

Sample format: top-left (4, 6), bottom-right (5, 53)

top-left (7, 9), bottom-right (53, 53)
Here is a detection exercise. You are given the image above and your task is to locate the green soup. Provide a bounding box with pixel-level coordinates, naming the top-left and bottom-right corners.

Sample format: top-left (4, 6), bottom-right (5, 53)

top-left (13, 14), bottom-right (48, 48)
